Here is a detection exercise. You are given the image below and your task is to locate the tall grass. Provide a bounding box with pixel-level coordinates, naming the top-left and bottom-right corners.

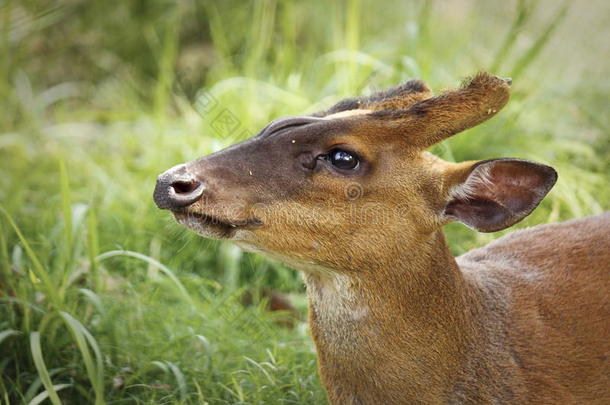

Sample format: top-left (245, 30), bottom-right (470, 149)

top-left (1, 0), bottom-right (609, 403)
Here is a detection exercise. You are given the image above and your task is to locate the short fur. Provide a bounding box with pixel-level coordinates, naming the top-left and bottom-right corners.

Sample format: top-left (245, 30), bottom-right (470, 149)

top-left (153, 72), bottom-right (610, 405)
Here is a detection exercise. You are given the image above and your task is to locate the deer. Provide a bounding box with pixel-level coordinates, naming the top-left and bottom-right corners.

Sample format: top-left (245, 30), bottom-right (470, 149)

top-left (153, 72), bottom-right (610, 405)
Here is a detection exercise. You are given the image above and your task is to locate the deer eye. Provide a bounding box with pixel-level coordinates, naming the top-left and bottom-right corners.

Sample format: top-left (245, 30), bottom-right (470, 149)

top-left (328, 149), bottom-right (359, 170)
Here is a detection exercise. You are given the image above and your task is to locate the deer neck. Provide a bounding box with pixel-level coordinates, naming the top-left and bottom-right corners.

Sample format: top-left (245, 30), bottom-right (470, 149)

top-left (302, 230), bottom-right (487, 403)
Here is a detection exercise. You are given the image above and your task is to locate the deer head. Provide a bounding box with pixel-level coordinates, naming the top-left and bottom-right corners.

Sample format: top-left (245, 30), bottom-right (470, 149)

top-left (153, 72), bottom-right (557, 273)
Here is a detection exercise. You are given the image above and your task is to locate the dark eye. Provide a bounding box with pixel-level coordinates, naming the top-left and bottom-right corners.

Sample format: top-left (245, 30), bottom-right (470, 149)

top-left (328, 149), bottom-right (359, 170)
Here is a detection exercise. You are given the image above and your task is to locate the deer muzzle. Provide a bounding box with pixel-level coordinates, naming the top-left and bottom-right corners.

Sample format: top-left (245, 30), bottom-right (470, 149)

top-left (153, 163), bottom-right (205, 210)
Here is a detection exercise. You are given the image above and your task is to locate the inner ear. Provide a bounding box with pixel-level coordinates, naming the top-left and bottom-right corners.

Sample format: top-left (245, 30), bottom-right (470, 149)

top-left (443, 159), bottom-right (558, 232)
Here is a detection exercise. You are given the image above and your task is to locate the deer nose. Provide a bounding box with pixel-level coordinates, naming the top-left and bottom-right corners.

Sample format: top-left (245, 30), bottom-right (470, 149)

top-left (153, 165), bottom-right (205, 210)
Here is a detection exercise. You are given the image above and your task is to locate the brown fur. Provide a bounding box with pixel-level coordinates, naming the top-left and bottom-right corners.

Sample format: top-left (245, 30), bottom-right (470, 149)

top-left (153, 72), bottom-right (610, 404)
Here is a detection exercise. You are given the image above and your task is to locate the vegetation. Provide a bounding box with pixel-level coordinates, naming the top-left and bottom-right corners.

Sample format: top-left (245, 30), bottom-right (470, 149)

top-left (1, 0), bottom-right (608, 403)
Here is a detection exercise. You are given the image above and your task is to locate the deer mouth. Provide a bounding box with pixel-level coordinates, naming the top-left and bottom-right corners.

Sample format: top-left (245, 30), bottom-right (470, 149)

top-left (172, 209), bottom-right (262, 238)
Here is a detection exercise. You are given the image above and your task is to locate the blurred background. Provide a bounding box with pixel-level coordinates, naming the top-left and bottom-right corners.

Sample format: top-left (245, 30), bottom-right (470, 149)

top-left (0, 0), bottom-right (608, 403)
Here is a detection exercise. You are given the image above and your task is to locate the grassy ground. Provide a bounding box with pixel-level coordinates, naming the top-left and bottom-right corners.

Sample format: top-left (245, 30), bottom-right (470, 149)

top-left (1, 0), bottom-right (609, 403)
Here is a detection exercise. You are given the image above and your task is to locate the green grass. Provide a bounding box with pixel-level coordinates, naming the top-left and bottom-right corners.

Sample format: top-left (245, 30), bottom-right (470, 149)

top-left (1, 0), bottom-right (609, 403)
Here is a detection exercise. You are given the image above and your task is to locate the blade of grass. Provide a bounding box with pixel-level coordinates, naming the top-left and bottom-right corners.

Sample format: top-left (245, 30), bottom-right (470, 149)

top-left (29, 332), bottom-right (63, 405)
top-left (245, 0), bottom-right (277, 77)
top-left (57, 160), bottom-right (76, 304)
top-left (192, 378), bottom-right (207, 404)
top-left (342, 0), bottom-right (361, 93)
top-left (510, 2), bottom-right (569, 79)
top-left (0, 229), bottom-right (17, 309)
top-left (0, 297), bottom-right (46, 314)
top-left (0, 329), bottom-right (21, 345)
top-left (0, 207), bottom-right (61, 308)
top-left (244, 356), bottom-right (276, 386)
top-left (86, 206), bottom-right (101, 291)
top-left (59, 203), bottom-right (89, 299)
top-left (28, 384), bottom-right (71, 405)
top-left (0, 376), bottom-right (9, 405)
top-left (59, 312), bottom-right (105, 405)
top-left (78, 288), bottom-right (105, 316)
top-left (203, 2), bottom-right (235, 74)
top-left (24, 368), bottom-right (65, 404)
top-left (345, 0), bottom-right (360, 50)
top-left (219, 243), bottom-right (242, 292)
top-left (489, 0), bottom-right (536, 73)
top-left (165, 361), bottom-right (187, 401)
top-left (0, 0), bottom-right (13, 101)
top-left (152, 9), bottom-right (180, 122)
top-left (59, 160), bottom-right (72, 257)
top-left (0, 229), bottom-right (10, 283)
top-left (95, 250), bottom-right (195, 307)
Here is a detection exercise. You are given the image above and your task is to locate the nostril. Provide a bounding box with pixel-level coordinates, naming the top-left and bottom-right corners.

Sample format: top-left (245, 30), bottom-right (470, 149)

top-left (154, 167), bottom-right (205, 210)
top-left (171, 180), bottom-right (201, 195)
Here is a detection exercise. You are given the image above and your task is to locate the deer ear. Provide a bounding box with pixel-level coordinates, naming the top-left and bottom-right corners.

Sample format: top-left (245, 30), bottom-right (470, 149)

top-left (443, 159), bottom-right (557, 232)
